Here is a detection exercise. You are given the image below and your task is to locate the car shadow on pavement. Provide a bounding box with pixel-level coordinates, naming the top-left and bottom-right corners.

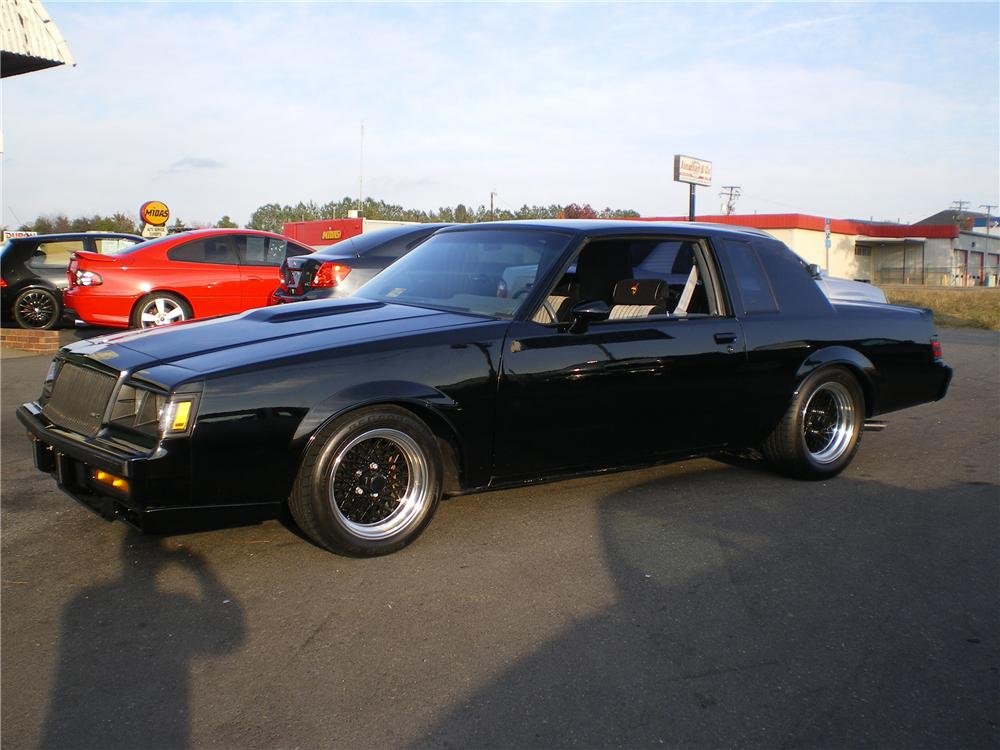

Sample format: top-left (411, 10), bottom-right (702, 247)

top-left (410, 470), bottom-right (998, 749)
top-left (40, 531), bottom-right (245, 750)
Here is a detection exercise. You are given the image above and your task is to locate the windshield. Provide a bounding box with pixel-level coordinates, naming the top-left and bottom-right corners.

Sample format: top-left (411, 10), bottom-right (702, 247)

top-left (357, 228), bottom-right (573, 318)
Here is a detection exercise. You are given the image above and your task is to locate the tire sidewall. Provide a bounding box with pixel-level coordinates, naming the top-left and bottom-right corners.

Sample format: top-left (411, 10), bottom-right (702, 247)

top-left (14, 287), bottom-right (61, 329)
top-left (304, 407), bottom-right (442, 555)
top-left (791, 367), bottom-right (864, 478)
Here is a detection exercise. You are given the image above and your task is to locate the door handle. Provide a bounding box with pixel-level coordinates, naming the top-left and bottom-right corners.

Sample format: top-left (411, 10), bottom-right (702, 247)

top-left (714, 332), bottom-right (737, 344)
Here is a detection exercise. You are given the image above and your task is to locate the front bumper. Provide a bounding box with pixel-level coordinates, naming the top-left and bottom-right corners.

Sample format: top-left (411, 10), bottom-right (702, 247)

top-left (17, 401), bottom-right (191, 533)
top-left (18, 402), bottom-right (280, 534)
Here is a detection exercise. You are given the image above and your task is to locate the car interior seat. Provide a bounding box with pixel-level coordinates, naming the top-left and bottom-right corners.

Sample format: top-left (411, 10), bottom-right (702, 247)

top-left (608, 278), bottom-right (669, 320)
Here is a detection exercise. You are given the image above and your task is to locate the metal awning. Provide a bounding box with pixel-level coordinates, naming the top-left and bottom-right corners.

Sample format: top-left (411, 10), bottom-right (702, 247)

top-left (1, 0), bottom-right (74, 78)
top-left (855, 237), bottom-right (926, 245)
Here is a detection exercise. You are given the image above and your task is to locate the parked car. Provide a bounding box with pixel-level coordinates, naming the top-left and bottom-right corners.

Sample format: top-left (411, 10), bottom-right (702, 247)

top-left (1, 232), bottom-right (143, 329)
top-left (63, 228), bottom-right (315, 328)
top-left (19, 220), bottom-right (951, 557)
top-left (272, 223), bottom-right (450, 303)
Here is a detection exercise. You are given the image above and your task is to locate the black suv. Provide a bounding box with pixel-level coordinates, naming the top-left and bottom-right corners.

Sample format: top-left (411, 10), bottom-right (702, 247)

top-left (1, 232), bottom-right (143, 328)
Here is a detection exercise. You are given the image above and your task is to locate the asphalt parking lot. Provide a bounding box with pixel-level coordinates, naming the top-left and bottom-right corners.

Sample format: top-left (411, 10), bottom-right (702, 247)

top-left (1, 327), bottom-right (997, 749)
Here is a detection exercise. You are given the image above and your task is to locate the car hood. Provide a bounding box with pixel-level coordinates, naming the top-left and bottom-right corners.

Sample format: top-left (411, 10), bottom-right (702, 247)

top-left (64, 298), bottom-right (491, 384)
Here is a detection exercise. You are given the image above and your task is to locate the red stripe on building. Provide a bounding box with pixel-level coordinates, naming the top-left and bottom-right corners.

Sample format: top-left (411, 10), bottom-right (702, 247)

top-left (639, 213), bottom-right (957, 239)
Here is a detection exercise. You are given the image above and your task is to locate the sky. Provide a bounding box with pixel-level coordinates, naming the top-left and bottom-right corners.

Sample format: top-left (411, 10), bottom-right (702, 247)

top-left (2, 1), bottom-right (998, 228)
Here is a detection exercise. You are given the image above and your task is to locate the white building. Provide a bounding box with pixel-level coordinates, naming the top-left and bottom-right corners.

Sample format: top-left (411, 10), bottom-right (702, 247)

top-left (646, 213), bottom-right (999, 287)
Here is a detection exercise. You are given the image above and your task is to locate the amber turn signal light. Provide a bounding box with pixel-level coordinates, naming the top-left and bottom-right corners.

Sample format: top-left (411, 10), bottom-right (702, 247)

top-left (93, 470), bottom-right (129, 492)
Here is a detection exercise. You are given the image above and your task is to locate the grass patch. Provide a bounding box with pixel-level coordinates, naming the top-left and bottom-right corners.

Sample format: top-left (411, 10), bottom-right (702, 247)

top-left (882, 286), bottom-right (1000, 331)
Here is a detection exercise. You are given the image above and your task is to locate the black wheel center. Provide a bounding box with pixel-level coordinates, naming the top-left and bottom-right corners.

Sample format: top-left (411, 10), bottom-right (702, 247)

top-left (367, 473), bottom-right (388, 495)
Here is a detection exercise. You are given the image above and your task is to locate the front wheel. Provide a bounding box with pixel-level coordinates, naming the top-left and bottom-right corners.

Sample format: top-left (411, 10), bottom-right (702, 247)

top-left (13, 288), bottom-right (61, 329)
top-left (131, 292), bottom-right (191, 328)
top-left (762, 367), bottom-right (864, 480)
top-left (288, 406), bottom-right (442, 556)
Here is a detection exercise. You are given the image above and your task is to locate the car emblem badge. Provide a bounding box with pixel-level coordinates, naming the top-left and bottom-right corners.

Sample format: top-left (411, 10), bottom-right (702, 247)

top-left (630, 283), bottom-right (639, 296)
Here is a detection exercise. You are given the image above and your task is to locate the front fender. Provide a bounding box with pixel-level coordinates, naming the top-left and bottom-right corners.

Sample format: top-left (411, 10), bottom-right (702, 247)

top-left (292, 380), bottom-right (460, 445)
top-left (794, 345), bottom-right (879, 415)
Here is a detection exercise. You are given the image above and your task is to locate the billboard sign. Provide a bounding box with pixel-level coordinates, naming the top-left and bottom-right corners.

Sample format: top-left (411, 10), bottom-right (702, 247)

top-left (673, 155), bottom-right (712, 187)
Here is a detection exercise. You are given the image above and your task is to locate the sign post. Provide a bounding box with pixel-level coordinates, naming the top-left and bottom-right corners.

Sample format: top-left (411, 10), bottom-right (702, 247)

top-left (824, 218), bottom-right (831, 272)
top-left (673, 155), bottom-right (712, 221)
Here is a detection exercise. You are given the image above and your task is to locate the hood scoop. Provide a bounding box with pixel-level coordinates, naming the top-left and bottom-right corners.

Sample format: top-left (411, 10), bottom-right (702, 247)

top-left (245, 299), bottom-right (384, 323)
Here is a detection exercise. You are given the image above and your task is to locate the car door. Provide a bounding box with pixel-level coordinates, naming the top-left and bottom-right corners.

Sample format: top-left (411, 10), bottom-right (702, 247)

top-left (164, 236), bottom-right (243, 316)
top-left (493, 235), bottom-right (747, 481)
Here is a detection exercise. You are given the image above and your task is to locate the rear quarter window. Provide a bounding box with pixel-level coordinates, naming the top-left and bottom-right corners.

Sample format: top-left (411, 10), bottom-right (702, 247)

top-left (719, 239), bottom-right (778, 314)
top-left (753, 239), bottom-right (832, 315)
top-left (168, 238), bottom-right (239, 265)
top-left (27, 240), bottom-right (86, 268)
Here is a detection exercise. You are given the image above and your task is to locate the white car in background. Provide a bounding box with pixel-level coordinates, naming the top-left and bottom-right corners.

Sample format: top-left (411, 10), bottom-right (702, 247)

top-left (813, 268), bottom-right (888, 304)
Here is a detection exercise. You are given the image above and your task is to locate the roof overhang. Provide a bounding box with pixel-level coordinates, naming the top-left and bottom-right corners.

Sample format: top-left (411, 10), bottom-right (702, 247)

top-left (1, 0), bottom-right (74, 78)
top-left (855, 237), bottom-right (927, 245)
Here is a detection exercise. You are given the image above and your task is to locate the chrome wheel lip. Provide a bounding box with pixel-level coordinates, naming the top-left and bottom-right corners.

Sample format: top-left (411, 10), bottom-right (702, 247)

top-left (139, 296), bottom-right (185, 328)
top-left (801, 381), bottom-right (857, 464)
top-left (16, 290), bottom-right (57, 328)
top-left (329, 428), bottom-right (429, 541)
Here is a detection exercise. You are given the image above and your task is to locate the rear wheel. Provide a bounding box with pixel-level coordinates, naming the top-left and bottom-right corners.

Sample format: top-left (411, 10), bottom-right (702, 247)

top-left (762, 367), bottom-right (864, 479)
top-left (13, 288), bottom-right (60, 329)
top-left (131, 292), bottom-right (191, 328)
top-left (288, 406), bottom-right (442, 556)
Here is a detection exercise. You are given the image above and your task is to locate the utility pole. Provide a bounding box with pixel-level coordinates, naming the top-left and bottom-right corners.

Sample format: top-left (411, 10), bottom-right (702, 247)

top-left (980, 204), bottom-right (997, 238)
top-left (358, 122), bottom-right (365, 215)
top-left (720, 186), bottom-right (741, 215)
top-left (490, 191), bottom-right (497, 221)
top-left (951, 199), bottom-right (970, 228)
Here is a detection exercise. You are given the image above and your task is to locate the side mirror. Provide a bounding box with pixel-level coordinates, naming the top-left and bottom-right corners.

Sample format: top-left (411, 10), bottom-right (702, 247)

top-left (570, 300), bottom-right (610, 321)
top-left (568, 300), bottom-right (610, 332)
top-left (807, 263), bottom-right (824, 279)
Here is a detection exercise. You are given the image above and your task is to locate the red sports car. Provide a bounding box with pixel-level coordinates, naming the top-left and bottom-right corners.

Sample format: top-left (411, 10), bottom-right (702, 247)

top-left (64, 229), bottom-right (315, 328)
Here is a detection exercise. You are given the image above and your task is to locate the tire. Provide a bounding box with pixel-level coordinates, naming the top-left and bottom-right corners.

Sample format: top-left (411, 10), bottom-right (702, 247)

top-left (762, 367), bottom-right (865, 480)
top-left (13, 287), bottom-right (61, 329)
top-left (131, 292), bottom-right (191, 329)
top-left (288, 406), bottom-right (443, 556)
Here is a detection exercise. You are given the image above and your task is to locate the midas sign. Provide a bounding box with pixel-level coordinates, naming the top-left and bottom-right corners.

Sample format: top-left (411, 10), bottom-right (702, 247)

top-left (140, 201), bottom-right (170, 226)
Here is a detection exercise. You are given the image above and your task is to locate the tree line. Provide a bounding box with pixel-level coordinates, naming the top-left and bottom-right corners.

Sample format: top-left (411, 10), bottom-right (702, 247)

top-left (247, 197), bottom-right (639, 233)
top-left (14, 198), bottom-right (640, 236)
top-left (16, 213), bottom-right (239, 235)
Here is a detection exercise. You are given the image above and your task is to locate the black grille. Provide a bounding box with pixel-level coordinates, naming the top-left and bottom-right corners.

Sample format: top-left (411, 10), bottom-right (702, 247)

top-left (43, 363), bottom-right (118, 436)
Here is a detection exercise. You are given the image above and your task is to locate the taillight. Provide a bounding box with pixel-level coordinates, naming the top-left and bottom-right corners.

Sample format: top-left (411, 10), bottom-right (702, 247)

top-left (931, 338), bottom-right (942, 362)
top-left (0, 278), bottom-right (7, 288)
top-left (74, 270), bottom-right (102, 286)
top-left (312, 262), bottom-right (351, 288)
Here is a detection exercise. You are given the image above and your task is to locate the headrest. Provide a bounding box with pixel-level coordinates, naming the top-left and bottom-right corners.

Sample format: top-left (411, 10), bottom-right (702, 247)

top-left (612, 278), bottom-right (667, 306)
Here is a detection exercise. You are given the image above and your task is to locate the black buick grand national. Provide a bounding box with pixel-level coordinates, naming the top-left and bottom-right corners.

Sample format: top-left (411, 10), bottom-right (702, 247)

top-left (18, 221), bottom-right (952, 556)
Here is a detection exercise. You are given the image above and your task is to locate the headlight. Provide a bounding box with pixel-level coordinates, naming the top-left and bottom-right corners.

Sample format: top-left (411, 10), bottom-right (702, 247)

top-left (75, 270), bottom-right (102, 286)
top-left (159, 395), bottom-right (199, 436)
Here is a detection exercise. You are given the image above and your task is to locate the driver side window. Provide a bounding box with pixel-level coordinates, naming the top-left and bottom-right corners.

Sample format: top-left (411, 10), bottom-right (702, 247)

top-left (531, 237), bottom-right (719, 325)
